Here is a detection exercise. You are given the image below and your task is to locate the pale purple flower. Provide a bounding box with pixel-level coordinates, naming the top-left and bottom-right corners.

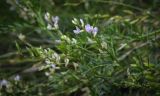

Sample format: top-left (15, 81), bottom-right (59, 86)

top-left (85, 24), bottom-right (98, 36)
top-left (73, 26), bottom-right (81, 34)
top-left (92, 27), bottom-right (98, 37)
top-left (52, 16), bottom-right (59, 29)
top-left (85, 24), bottom-right (93, 33)
top-left (51, 64), bottom-right (56, 69)
top-left (0, 79), bottom-right (8, 87)
top-left (52, 16), bottom-right (59, 25)
top-left (44, 13), bottom-right (59, 29)
top-left (14, 75), bottom-right (20, 81)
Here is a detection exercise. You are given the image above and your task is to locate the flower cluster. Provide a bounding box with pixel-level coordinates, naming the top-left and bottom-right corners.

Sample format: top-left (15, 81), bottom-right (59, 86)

top-left (0, 75), bottom-right (21, 89)
top-left (45, 59), bottom-right (57, 69)
top-left (32, 48), bottom-right (61, 74)
top-left (85, 24), bottom-right (98, 37)
top-left (44, 12), bottom-right (59, 30)
top-left (72, 18), bottom-right (98, 37)
top-left (44, 55), bottom-right (59, 76)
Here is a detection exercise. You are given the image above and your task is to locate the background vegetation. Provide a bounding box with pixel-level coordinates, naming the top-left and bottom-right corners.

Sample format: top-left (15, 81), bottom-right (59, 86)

top-left (0, 0), bottom-right (160, 96)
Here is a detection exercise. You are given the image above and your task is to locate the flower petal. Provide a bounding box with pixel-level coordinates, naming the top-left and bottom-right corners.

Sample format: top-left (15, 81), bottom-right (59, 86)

top-left (44, 12), bottom-right (50, 22)
top-left (92, 27), bottom-right (98, 37)
top-left (85, 24), bottom-right (93, 33)
top-left (73, 26), bottom-right (81, 34)
top-left (52, 16), bottom-right (59, 24)
top-left (80, 19), bottom-right (84, 27)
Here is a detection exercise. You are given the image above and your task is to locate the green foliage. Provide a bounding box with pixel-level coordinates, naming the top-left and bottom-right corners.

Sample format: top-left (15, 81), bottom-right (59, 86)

top-left (0, 0), bottom-right (160, 96)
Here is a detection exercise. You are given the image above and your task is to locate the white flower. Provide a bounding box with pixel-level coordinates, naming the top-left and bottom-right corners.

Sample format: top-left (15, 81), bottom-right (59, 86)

top-left (61, 35), bottom-right (71, 43)
top-left (45, 72), bottom-right (50, 76)
top-left (52, 53), bottom-right (60, 62)
top-left (72, 18), bottom-right (78, 25)
top-left (44, 12), bottom-right (50, 22)
top-left (14, 75), bottom-right (20, 81)
top-left (0, 79), bottom-right (8, 87)
top-left (80, 19), bottom-right (84, 27)
top-left (64, 58), bottom-right (69, 67)
top-left (55, 39), bottom-right (61, 44)
top-left (47, 24), bottom-right (53, 30)
top-left (52, 16), bottom-right (59, 29)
